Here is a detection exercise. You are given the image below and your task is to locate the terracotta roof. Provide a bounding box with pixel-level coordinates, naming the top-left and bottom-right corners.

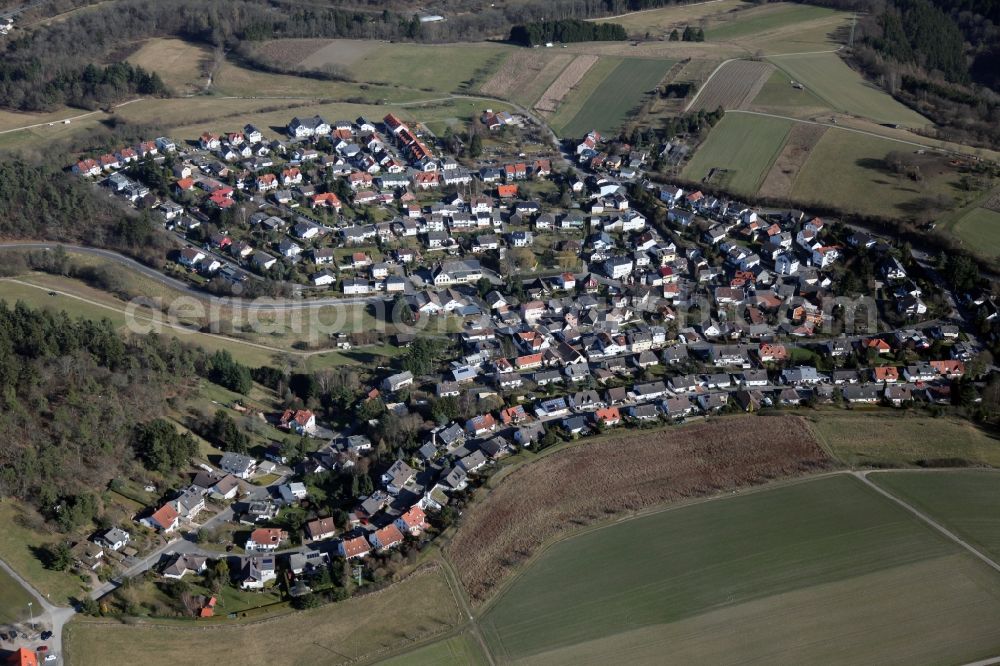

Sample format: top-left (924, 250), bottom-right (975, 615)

top-left (398, 506), bottom-right (426, 528)
top-left (151, 503), bottom-right (179, 529)
top-left (341, 536), bottom-right (370, 557)
top-left (373, 523), bottom-right (404, 547)
top-left (249, 528), bottom-right (285, 546)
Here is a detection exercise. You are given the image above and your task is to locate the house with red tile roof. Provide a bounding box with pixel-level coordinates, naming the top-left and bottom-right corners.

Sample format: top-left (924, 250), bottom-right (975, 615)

top-left (369, 523), bottom-right (405, 550)
top-left (145, 503), bottom-right (180, 533)
top-left (339, 536), bottom-right (371, 559)
top-left (246, 527), bottom-right (288, 552)
top-left (872, 366), bottom-right (899, 383)
top-left (394, 506), bottom-right (427, 536)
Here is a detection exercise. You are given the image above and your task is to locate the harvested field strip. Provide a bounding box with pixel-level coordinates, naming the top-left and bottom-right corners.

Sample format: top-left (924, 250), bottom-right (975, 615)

top-left (479, 473), bottom-right (987, 663)
top-left (557, 58), bottom-right (675, 137)
top-left (480, 51), bottom-right (572, 107)
top-left (533, 55), bottom-right (598, 113)
top-left (690, 59), bottom-right (774, 112)
top-left (758, 122), bottom-right (828, 198)
top-left (447, 415), bottom-right (829, 605)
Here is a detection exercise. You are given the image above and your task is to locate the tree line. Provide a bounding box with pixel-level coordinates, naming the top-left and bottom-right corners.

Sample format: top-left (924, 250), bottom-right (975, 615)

top-left (509, 18), bottom-right (627, 46)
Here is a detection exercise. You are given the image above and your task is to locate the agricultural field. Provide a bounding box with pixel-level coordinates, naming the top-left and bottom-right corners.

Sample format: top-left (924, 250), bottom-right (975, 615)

top-left (479, 50), bottom-right (573, 109)
top-left (209, 61), bottom-right (422, 103)
top-left (758, 123), bottom-right (829, 198)
top-left (552, 58), bottom-right (675, 138)
top-left (681, 113), bottom-right (793, 195)
top-left (606, 0), bottom-right (747, 38)
top-left (768, 52), bottom-right (929, 127)
top-left (64, 566), bottom-right (463, 666)
top-left (251, 39), bottom-right (511, 94)
top-left (870, 471), bottom-right (1000, 561)
top-left (126, 38), bottom-right (211, 96)
top-left (807, 413), bottom-right (1000, 467)
top-left (478, 474), bottom-right (1000, 665)
top-left (707, 3), bottom-right (839, 42)
top-left (689, 59), bottom-right (774, 112)
top-left (750, 69), bottom-right (831, 115)
top-left (533, 55), bottom-right (598, 114)
top-left (950, 206), bottom-right (1000, 258)
top-left (790, 129), bottom-right (962, 219)
top-left (377, 633), bottom-right (490, 666)
top-left (446, 415), bottom-right (830, 605)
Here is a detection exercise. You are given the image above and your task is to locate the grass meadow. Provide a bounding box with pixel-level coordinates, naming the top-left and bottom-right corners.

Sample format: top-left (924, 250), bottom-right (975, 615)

top-left (808, 413), bottom-right (1000, 467)
top-left (681, 113), bottom-right (793, 194)
top-left (707, 3), bottom-right (838, 41)
top-left (790, 129), bottom-right (961, 218)
top-left (768, 52), bottom-right (928, 127)
top-left (126, 38), bottom-right (211, 95)
top-left (478, 474), bottom-right (1000, 665)
top-left (0, 566), bottom-right (36, 625)
top-left (64, 566), bottom-right (462, 666)
top-left (377, 633), bottom-right (490, 666)
top-left (950, 206), bottom-right (1000, 258)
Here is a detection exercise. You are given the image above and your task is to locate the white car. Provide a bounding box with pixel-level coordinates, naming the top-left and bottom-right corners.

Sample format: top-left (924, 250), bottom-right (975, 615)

top-left (44, 655), bottom-right (57, 663)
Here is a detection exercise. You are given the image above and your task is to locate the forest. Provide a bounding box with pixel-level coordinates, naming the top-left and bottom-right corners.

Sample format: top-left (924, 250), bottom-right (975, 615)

top-left (509, 19), bottom-right (627, 47)
top-left (0, 301), bottom-right (260, 530)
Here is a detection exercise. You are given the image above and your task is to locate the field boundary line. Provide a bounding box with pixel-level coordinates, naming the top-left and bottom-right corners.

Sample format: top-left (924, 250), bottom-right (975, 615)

top-left (854, 471), bottom-right (1000, 575)
top-left (586, 0), bottom-right (727, 22)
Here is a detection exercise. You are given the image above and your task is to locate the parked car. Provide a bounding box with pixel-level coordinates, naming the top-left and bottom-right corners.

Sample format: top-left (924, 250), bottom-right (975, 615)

top-left (41, 630), bottom-right (52, 640)
top-left (44, 655), bottom-right (57, 663)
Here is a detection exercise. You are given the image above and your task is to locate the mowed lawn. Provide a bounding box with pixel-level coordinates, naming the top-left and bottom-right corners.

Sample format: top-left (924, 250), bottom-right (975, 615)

top-left (479, 474), bottom-right (1000, 665)
top-left (769, 52), bottom-right (928, 126)
top-left (65, 566), bottom-right (462, 666)
top-left (0, 566), bottom-right (35, 625)
top-left (808, 413), bottom-right (1000, 467)
top-left (791, 129), bottom-right (961, 218)
top-left (681, 113), bottom-right (792, 195)
top-left (951, 207), bottom-right (1000, 258)
top-left (871, 471), bottom-right (1000, 562)
top-left (554, 58), bottom-right (674, 138)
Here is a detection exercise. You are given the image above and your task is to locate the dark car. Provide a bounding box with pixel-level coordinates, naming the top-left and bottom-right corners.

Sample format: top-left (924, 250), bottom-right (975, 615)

top-left (41, 631), bottom-right (52, 640)
top-left (36, 645), bottom-right (48, 653)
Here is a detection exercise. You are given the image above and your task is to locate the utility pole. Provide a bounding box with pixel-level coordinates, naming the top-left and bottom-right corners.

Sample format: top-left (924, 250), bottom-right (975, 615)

top-left (353, 565), bottom-right (363, 587)
top-left (27, 601), bottom-right (33, 637)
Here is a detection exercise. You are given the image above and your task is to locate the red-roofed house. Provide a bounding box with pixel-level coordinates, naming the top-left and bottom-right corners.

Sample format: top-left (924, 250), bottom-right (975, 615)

top-left (246, 528), bottom-right (288, 552)
top-left (872, 366), bottom-right (899, 383)
top-left (369, 523), bottom-right (405, 550)
top-left (594, 406), bottom-right (621, 427)
top-left (279, 409), bottom-right (316, 434)
top-left (930, 360), bottom-right (965, 378)
top-left (146, 503), bottom-right (180, 533)
top-left (394, 506), bottom-right (427, 535)
top-left (73, 158), bottom-right (101, 177)
top-left (339, 536), bottom-right (370, 559)
top-left (497, 184), bottom-right (518, 199)
top-left (7, 648), bottom-right (38, 666)
top-left (311, 192), bottom-right (342, 210)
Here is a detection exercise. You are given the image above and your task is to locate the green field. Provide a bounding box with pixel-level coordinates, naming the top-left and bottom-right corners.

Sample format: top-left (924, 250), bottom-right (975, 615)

top-left (0, 566), bottom-right (36, 626)
top-left (769, 52), bottom-right (928, 126)
top-left (871, 471), bottom-right (1000, 561)
top-left (751, 69), bottom-right (831, 112)
top-left (348, 43), bottom-right (510, 93)
top-left (553, 58), bottom-right (674, 138)
top-left (0, 501), bottom-right (89, 604)
top-left (951, 206), bottom-right (1000, 258)
top-left (682, 113), bottom-right (792, 194)
top-left (377, 633), bottom-right (490, 666)
top-left (478, 474), bottom-right (1000, 665)
top-left (809, 413), bottom-right (1000, 467)
top-left (708, 3), bottom-right (837, 41)
top-left (791, 129), bottom-right (960, 218)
